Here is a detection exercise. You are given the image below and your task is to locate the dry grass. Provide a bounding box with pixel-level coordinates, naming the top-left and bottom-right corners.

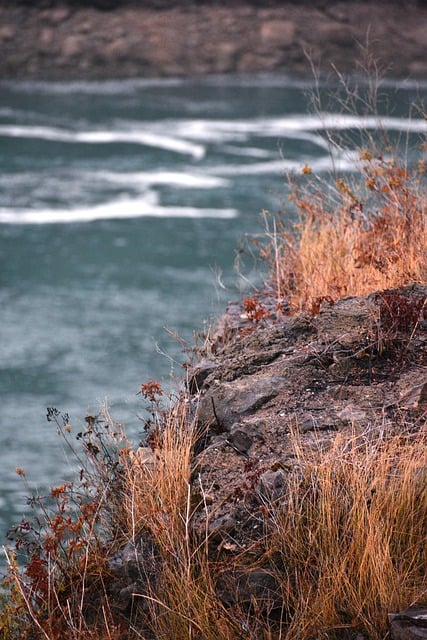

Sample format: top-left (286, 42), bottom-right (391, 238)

top-left (120, 417), bottom-right (427, 640)
top-left (261, 134), bottom-right (427, 314)
top-left (122, 400), bottom-right (242, 640)
top-left (265, 426), bottom-right (427, 640)
top-left (1, 398), bottom-right (426, 640)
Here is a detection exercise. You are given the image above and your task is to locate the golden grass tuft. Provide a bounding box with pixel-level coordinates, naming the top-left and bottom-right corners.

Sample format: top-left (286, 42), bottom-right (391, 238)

top-left (262, 150), bottom-right (427, 313)
top-left (266, 426), bottom-right (427, 640)
top-left (2, 398), bottom-right (426, 639)
top-left (121, 413), bottom-right (427, 640)
top-left (122, 400), bottom-right (242, 640)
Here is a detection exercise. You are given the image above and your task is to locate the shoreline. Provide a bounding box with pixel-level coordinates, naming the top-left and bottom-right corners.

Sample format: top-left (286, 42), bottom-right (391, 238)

top-left (0, 1), bottom-right (426, 81)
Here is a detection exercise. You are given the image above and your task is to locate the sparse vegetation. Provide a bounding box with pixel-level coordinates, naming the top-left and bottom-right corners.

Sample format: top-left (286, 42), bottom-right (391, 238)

top-left (259, 137), bottom-right (426, 314)
top-left (2, 398), bottom-right (425, 639)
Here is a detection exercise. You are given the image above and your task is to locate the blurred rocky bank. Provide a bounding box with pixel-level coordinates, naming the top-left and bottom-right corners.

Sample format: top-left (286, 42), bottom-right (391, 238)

top-left (0, 0), bottom-right (426, 80)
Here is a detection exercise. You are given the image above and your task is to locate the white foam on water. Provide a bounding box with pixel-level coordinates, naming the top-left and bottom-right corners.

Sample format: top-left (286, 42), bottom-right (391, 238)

top-left (0, 169), bottom-right (227, 189)
top-left (173, 113), bottom-right (427, 141)
top-left (94, 170), bottom-right (229, 189)
top-left (310, 151), bottom-right (362, 173)
top-left (210, 159), bottom-right (301, 176)
top-left (210, 150), bottom-right (360, 176)
top-left (273, 130), bottom-right (332, 151)
top-left (0, 107), bottom-right (19, 117)
top-left (300, 113), bottom-right (427, 133)
top-left (171, 120), bottom-right (248, 142)
top-left (0, 125), bottom-right (206, 159)
top-left (0, 77), bottom-right (191, 95)
top-left (0, 124), bottom-right (73, 141)
top-left (221, 145), bottom-right (276, 158)
top-left (0, 74), bottom-right (317, 96)
top-left (199, 74), bottom-right (427, 90)
top-left (1, 113), bottom-right (424, 162)
top-left (0, 199), bottom-right (238, 224)
top-left (77, 130), bottom-right (205, 159)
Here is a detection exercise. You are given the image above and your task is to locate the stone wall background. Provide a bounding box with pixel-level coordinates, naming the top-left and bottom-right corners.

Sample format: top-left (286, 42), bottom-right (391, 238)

top-left (0, 1), bottom-right (426, 80)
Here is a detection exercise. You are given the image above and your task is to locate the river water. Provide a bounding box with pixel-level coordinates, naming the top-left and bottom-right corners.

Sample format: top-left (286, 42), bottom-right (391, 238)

top-left (0, 74), bottom-right (426, 572)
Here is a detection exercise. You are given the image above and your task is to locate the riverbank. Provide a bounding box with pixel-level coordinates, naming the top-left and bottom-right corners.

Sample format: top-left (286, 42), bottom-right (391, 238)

top-left (0, 1), bottom-right (426, 80)
top-left (1, 110), bottom-right (426, 638)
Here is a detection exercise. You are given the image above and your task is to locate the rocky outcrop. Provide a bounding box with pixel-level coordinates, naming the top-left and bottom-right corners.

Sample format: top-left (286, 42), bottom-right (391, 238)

top-left (108, 283), bottom-right (426, 625)
top-left (187, 284), bottom-right (426, 552)
top-left (0, 1), bottom-right (426, 80)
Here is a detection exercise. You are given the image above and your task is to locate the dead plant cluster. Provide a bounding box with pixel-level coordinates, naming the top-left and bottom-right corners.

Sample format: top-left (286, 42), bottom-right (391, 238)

top-left (259, 134), bottom-right (426, 314)
top-left (1, 394), bottom-right (426, 640)
top-left (1, 408), bottom-right (133, 640)
top-left (265, 426), bottom-right (427, 640)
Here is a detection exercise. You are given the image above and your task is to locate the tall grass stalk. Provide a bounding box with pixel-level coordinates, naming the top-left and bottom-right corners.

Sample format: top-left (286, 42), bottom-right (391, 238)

top-left (265, 426), bottom-right (427, 639)
top-left (122, 398), bottom-right (243, 640)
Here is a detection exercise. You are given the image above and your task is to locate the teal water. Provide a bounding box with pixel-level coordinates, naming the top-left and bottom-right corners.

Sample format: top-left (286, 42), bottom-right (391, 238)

top-left (0, 74), bottom-right (426, 573)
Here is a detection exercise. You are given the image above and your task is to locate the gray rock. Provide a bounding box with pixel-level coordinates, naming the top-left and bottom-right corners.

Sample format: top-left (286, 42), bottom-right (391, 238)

top-left (337, 406), bottom-right (368, 424)
top-left (316, 295), bottom-right (376, 348)
top-left (0, 25), bottom-right (14, 41)
top-left (257, 469), bottom-right (287, 500)
top-left (398, 380), bottom-right (427, 410)
top-left (49, 7), bottom-right (71, 24)
top-left (390, 622), bottom-right (427, 640)
top-left (103, 37), bottom-right (130, 61)
top-left (61, 34), bottom-right (84, 58)
top-left (197, 375), bottom-right (287, 430)
top-left (390, 608), bottom-right (427, 640)
top-left (217, 568), bottom-right (281, 613)
top-left (2, 3), bottom-right (427, 81)
top-left (187, 358), bottom-right (219, 393)
top-left (208, 512), bottom-right (237, 542)
top-left (39, 27), bottom-right (54, 52)
top-left (108, 539), bottom-right (145, 581)
top-left (228, 429), bottom-right (253, 454)
top-left (237, 569), bottom-right (280, 608)
top-left (259, 19), bottom-right (295, 47)
top-left (108, 536), bottom-right (159, 610)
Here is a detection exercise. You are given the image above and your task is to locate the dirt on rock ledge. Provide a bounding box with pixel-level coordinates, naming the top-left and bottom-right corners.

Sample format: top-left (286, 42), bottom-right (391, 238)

top-left (187, 283), bottom-right (426, 557)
